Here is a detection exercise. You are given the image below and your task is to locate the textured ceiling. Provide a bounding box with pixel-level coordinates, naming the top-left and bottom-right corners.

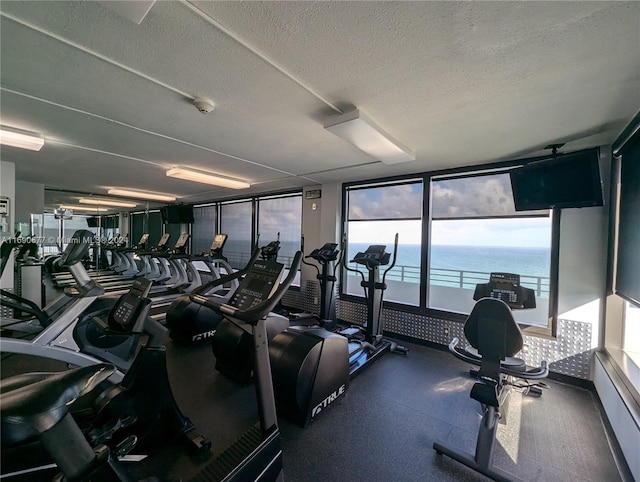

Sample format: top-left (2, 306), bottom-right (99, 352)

top-left (0, 1), bottom-right (638, 212)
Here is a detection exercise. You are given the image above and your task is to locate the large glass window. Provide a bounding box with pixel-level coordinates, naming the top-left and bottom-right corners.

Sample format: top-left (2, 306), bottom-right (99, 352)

top-left (257, 195), bottom-right (302, 269)
top-left (429, 173), bottom-right (552, 326)
top-left (130, 212), bottom-right (145, 249)
top-left (130, 210), bottom-right (162, 248)
top-left (192, 205), bottom-right (217, 255)
top-left (342, 170), bottom-right (556, 329)
top-left (164, 222), bottom-right (183, 249)
top-left (220, 201), bottom-right (253, 269)
top-left (344, 181), bottom-right (423, 306)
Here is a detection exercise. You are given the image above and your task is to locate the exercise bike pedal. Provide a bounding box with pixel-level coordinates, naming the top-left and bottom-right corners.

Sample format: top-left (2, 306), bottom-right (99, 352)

top-left (89, 414), bottom-right (138, 445)
top-left (527, 381), bottom-right (549, 397)
top-left (391, 343), bottom-right (409, 355)
top-left (184, 428), bottom-right (212, 454)
top-left (115, 435), bottom-right (138, 457)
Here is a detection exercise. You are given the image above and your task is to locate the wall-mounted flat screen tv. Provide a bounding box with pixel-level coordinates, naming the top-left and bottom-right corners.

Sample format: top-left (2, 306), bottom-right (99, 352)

top-left (160, 205), bottom-right (194, 224)
top-left (510, 149), bottom-right (603, 211)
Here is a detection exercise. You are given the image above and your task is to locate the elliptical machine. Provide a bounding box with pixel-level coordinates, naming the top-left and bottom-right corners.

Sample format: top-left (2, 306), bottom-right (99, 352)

top-left (1, 276), bottom-right (210, 480)
top-left (296, 237), bottom-right (342, 330)
top-left (341, 233), bottom-right (408, 366)
top-left (268, 234), bottom-right (407, 427)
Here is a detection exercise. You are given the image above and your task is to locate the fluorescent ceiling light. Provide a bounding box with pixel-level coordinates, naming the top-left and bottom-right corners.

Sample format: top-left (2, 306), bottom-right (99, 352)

top-left (107, 188), bottom-right (176, 202)
top-left (79, 198), bottom-right (137, 208)
top-left (166, 167), bottom-right (250, 189)
top-left (324, 109), bottom-right (414, 165)
top-left (0, 128), bottom-right (44, 151)
top-left (60, 205), bottom-right (109, 212)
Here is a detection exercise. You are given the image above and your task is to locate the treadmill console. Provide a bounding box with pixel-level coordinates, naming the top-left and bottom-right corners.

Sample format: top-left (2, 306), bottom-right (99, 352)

top-left (174, 233), bottom-right (189, 249)
top-left (211, 233), bottom-right (228, 251)
top-left (473, 272), bottom-right (536, 309)
top-left (352, 244), bottom-right (390, 266)
top-left (135, 233), bottom-right (149, 249)
top-left (109, 276), bottom-right (153, 331)
top-left (308, 243), bottom-right (339, 263)
top-left (228, 260), bottom-right (285, 310)
top-left (153, 233), bottom-right (171, 251)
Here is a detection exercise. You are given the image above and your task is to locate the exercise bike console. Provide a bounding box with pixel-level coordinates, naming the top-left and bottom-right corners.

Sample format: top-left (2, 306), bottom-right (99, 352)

top-left (227, 260), bottom-right (285, 310)
top-left (109, 277), bottom-right (153, 332)
top-left (473, 272), bottom-right (536, 309)
top-left (191, 259), bottom-right (285, 317)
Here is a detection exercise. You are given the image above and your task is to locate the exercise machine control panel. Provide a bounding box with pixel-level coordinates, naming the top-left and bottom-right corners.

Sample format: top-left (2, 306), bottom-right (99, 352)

top-left (352, 244), bottom-right (390, 267)
top-left (110, 276), bottom-right (153, 330)
top-left (308, 243), bottom-right (339, 263)
top-left (136, 233), bottom-right (149, 248)
top-left (228, 260), bottom-right (284, 310)
top-left (473, 272), bottom-right (536, 309)
top-left (150, 233), bottom-right (171, 251)
top-left (210, 233), bottom-right (228, 251)
top-left (174, 233), bottom-right (189, 249)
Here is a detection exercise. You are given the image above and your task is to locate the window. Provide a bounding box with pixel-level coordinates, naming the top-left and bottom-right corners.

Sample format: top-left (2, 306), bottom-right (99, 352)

top-left (257, 195), bottom-right (302, 269)
top-left (342, 167), bottom-right (557, 331)
top-left (344, 181), bottom-right (423, 306)
top-left (220, 200), bottom-right (253, 269)
top-left (429, 173), bottom-right (553, 326)
top-left (130, 210), bottom-right (162, 248)
top-left (164, 222), bottom-right (184, 249)
top-left (192, 205), bottom-right (217, 255)
top-left (130, 212), bottom-right (145, 249)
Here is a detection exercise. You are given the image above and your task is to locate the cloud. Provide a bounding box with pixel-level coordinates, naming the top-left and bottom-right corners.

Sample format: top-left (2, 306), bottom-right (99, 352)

top-left (432, 174), bottom-right (516, 218)
top-left (348, 182), bottom-right (423, 219)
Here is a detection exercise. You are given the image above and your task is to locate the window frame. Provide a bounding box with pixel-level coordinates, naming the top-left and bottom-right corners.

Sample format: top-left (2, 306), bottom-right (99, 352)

top-left (341, 158), bottom-right (563, 337)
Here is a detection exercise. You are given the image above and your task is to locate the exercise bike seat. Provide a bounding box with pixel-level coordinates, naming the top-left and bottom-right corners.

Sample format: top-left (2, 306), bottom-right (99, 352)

top-left (1, 364), bottom-right (114, 447)
top-left (448, 298), bottom-right (548, 379)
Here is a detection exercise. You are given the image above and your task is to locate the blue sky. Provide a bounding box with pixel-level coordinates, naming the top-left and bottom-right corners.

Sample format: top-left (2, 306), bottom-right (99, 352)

top-left (347, 175), bottom-right (552, 247)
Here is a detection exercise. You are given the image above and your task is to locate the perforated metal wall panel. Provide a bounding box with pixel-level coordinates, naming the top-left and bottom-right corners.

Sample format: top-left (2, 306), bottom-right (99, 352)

top-left (1, 288), bottom-right (15, 318)
top-left (287, 285), bottom-right (595, 380)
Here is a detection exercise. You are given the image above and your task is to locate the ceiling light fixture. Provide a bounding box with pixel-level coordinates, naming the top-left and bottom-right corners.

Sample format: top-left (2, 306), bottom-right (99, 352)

top-left (166, 167), bottom-right (250, 189)
top-left (107, 188), bottom-right (176, 202)
top-left (79, 198), bottom-right (138, 208)
top-left (0, 127), bottom-right (45, 151)
top-left (60, 205), bottom-right (109, 212)
top-left (324, 109), bottom-right (415, 165)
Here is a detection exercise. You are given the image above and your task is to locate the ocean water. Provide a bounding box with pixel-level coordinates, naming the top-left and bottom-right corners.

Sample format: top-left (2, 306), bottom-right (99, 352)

top-left (347, 243), bottom-right (550, 279)
top-left (223, 240), bottom-right (550, 281)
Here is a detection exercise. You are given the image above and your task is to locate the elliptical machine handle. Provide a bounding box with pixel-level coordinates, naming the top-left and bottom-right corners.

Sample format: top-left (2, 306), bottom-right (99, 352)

top-left (381, 233), bottom-right (399, 286)
top-left (300, 235), bottom-right (321, 278)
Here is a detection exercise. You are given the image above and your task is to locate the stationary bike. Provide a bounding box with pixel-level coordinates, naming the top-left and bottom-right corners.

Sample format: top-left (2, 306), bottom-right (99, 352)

top-left (1, 363), bottom-right (135, 481)
top-left (1, 277), bottom-right (210, 480)
top-left (433, 272), bottom-right (549, 482)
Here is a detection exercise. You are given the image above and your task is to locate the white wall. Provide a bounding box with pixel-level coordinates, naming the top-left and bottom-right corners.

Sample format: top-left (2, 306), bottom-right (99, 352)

top-left (300, 183), bottom-right (341, 286)
top-left (0, 161), bottom-right (16, 288)
top-left (15, 180), bottom-right (44, 229)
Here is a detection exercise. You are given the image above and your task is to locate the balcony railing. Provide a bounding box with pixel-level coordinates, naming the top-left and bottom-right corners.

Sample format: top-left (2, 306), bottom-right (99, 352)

top-left (345, 263), bottom-right (550, 298)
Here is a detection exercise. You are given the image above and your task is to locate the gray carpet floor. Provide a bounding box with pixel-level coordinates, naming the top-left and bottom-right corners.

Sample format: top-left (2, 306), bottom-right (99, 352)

top-left (165, 338), bottom-right (625, 482)
top-left (0, 333), bottom-right (627, 481)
